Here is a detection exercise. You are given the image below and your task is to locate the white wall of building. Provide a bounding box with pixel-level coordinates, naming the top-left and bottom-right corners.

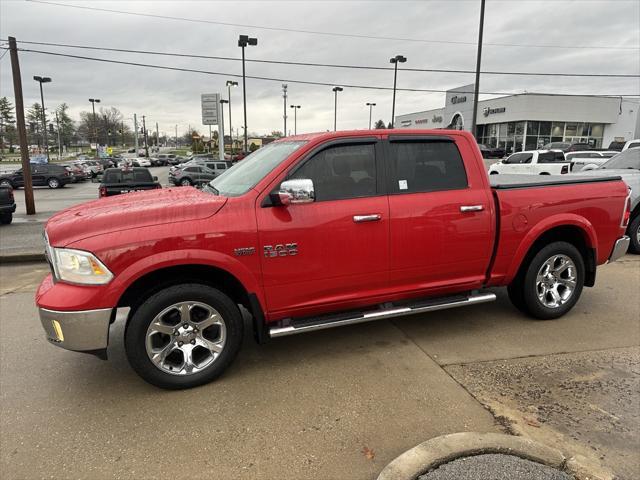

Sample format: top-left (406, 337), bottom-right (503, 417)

top-left (602, 99), bottom-right (640, 146)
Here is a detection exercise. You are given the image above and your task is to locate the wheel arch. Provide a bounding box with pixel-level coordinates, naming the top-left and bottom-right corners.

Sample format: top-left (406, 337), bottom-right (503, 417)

top-left (115, 261), bottom-right (268, 343)
top-left (506, 219), bottom-right (597, 287)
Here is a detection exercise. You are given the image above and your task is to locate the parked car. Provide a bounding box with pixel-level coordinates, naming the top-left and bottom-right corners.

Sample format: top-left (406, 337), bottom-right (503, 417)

top-left (622, 139), bottom-right (640, 151)
top-left (542, 142), bottom-right (592, 153)
top-left (566, 151), bottom-right (618, 171)
top-left (0, 185), bottom-right (16, 224)
top-left (168, 165), bottom-right (217, 186)
top-left (170, 158), bottom-right (231, 173)
top-left (151, 154), bottom-right (177, 166)
top-left (61, 164), bottom-right (89, 183)
top-left (135, 157), bottom-right (152, 168)
top-left (477, 143), bottom-right (505, 159)
top-left (75, 160), bottom-right (103, 178)
top-left (98, 167), bottom-right (162, 198)
top-left (36, 130), bottom-right (631, 389)
top-left (574, 148), bottom-right (640, 253)
top-left (489, 150), bottom-right (569, 175)
top-left (0, 164), bottom-right (72, 189)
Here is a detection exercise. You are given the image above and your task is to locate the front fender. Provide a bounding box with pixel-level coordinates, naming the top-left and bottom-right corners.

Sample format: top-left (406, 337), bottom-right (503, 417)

top-left (504, 213), bottom-right (597, 284)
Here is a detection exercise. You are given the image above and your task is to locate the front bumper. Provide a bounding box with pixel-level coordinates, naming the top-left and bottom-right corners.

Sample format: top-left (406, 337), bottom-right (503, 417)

top-left (39, 307), bottom-right (112, 353)
top-left (608, 236), bottom-right (630, 263)
top-left (0, 203), bottom-right (16, 214)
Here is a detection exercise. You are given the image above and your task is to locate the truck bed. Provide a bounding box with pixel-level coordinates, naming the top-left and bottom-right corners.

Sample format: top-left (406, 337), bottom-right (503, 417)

top-left (489, 174), bottom-right (622, 189)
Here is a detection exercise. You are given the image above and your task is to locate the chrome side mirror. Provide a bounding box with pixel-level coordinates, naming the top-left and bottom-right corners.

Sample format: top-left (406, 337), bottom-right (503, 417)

top-left (278, 179), bottom-right (315, 205)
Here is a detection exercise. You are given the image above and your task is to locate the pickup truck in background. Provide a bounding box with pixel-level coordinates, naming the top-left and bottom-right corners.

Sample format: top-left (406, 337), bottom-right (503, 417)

top-left (566, 150), bottom-right (618, 171)
top-left (36, 130), bottom-right (631, 389)
top-left (489, 150), bottom-right (570, 175)
top-left (0, 186), bottom-right (16, 224)
top-left (97, 167), bottom-right (161, 198)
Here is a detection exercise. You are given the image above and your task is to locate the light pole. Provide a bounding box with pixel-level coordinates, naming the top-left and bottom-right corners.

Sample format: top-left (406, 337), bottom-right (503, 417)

top-left (175, 124), bottom-right (178, 148)
top-left (366, 102), bottom-right (376, 130)
top-left (89, 98), bottom-right (100, 154)
top-left (33, 76), bottom-right (51, 161)
top-left (289, 105), bottom-right (300, 135)
top-left (55, 110), bottom-right (62, 159)
top-left (282, 84), bottom-right (288, 136)
top-left (238, 35), bottom-right (257, 153)
top-left (226, 80), bottom-right (238, 157)
top-left (390, 55), bottom-right (407, 128)
top-left (332, 86), bottom-right (343, 131)
top-left (220, 99), bottom-right (228, 155)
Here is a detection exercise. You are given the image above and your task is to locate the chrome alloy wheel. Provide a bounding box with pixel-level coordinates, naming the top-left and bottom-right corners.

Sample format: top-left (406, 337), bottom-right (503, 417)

top-left (145, 301), bottom-right (226, 375)
top-left (535, 254), bottom-right (577, 308)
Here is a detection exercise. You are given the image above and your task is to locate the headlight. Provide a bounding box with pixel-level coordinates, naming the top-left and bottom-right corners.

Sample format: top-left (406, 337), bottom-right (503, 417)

top-left (51, 248), bottom-right (114, 285)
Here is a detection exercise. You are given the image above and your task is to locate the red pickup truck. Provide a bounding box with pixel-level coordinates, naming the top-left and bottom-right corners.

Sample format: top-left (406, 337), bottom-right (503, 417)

top-left (37, 130), bottom-right (631, 389)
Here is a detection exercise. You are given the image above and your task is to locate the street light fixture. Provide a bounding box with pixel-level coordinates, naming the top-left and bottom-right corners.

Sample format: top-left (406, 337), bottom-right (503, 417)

top-left (332, 86), bottom-right (343, 131)
top-left (289, 105), bottom-right (301, 135)
top-left (238, 35), bottom-right (258, 153)
top-left (89, 98), bottom-right (101, 152)
top-left (225, 80), bottom-right (238, 156)
top-left (33, 76), bottom-right (51, 161)
top-left (366, 102), bottom-right (376, 130)
top-left (220, 99), bottom-right (229, 154)
top-left (389, 55), bottom-right (407, 128)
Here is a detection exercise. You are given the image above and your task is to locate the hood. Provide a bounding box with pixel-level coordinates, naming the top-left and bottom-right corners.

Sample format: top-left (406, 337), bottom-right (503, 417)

top-left (46, 187), bottom-right (227, 246)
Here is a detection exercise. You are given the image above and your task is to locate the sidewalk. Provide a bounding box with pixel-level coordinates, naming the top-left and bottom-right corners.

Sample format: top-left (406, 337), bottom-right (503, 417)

top-left (0, 215), bottom-right (47, 262)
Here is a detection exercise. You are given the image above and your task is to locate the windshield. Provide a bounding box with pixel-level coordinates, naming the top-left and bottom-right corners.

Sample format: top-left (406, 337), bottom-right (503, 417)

top-left (205, 141), bottom-right (306, 196)
top-left (601, 148), bottom-right (640, 170)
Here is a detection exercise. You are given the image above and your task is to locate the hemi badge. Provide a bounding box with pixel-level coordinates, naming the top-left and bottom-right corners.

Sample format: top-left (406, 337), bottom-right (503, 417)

top-left (234, 247), bottom-right (256, 256)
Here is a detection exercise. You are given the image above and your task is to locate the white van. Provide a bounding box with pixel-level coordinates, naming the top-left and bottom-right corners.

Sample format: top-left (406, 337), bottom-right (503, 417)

top-left (489, 150), bottom-right (570, 175)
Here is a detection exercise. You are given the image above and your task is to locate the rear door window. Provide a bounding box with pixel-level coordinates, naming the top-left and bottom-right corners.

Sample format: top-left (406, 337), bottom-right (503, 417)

top-left (387, 140), bottom-right (468, 193)
top-left (291, 143), bottom-right (377, 201)
top-left (538, 151), bottom-right (564, 163)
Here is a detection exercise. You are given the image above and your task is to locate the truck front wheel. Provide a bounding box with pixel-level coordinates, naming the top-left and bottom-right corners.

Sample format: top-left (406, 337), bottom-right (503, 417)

top-left (627, 215), bottom-right (640, 254)
top-left (508, 241), bottom-right (584, 320)
top-left (125, 284), bottom-right (243, 389)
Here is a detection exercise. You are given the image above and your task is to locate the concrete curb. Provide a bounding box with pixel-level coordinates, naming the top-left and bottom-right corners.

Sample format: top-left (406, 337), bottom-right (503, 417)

top-left (377, 432), bottom-right (566, 480)
top-left (0, 252), bottom-right (46, 264)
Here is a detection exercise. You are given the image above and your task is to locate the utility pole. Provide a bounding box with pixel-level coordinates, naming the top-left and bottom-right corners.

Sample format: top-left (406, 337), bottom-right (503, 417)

top-left (155, 121), bottom-right (159, 148)
top-left (133, 113), bottom-right (139, 153)
top-left (142, 115), bottom-right (149, 157)
top-left (121, 120), bottom-right (125, 147)
top-left (175, 124), bottom-right (178, 148)
top-left (55, 110), bottom-right (62, 160)
top-left (8, 36), bottom-right (35, 215)
top-left (471, 0), bottom-right (486, 138)
top-left (220, 99), bottom-right (228, 159)
top-left (282, 84), bottom-right (288, 137)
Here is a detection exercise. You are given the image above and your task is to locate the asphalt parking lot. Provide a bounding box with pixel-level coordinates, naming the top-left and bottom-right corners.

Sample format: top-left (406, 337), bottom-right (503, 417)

top-left (1, 256), bottom-right (638, 479)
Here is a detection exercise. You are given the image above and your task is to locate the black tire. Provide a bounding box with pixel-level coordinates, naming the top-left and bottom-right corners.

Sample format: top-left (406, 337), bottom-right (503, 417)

top-left (0, 179), bottom-right (12, 188)
top-left (47, 177), bottom-right (61, 189)
top-left (489, 171), bottom-right (499, 175)
top-left (627, 215), bottom-right (640, 254)
top-left (0, 213), bottom-right (12, 225)
top-left (125, 283), bottom-right (243, 389)
top-left (180, 177), bottom-right (192, 186)
top-left (509, 241), bottom-right (585, 320)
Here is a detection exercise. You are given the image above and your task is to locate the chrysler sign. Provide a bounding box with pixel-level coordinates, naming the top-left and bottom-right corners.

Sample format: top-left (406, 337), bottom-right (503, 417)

top-left (451, 95), bottom-right (467, 105)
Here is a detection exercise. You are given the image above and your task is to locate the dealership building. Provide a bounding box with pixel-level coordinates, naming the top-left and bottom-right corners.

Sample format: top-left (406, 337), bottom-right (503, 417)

top-left (395, 84), bottom-right (640, 152)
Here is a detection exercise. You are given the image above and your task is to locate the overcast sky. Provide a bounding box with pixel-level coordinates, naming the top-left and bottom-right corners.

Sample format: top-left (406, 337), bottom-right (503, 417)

top-left (1, 0), bottom-right (639, 138)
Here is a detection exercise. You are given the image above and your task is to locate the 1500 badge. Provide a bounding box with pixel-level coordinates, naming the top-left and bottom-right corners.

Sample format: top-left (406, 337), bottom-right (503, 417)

top-left (263, 243), bottom-right (298, 257)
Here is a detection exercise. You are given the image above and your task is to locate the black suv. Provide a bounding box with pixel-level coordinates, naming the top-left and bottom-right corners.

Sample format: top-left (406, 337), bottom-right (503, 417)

top-left (0, 164), bottom-right (72, 189)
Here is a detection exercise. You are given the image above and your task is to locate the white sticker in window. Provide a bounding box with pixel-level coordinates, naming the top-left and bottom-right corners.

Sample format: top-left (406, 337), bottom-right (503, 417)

top-left (398, 179), bottom-right (408, 190)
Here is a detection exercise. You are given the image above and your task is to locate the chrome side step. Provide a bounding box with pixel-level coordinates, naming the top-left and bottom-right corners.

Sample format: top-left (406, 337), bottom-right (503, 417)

top-left (269, 291), bottom-right (496, 338)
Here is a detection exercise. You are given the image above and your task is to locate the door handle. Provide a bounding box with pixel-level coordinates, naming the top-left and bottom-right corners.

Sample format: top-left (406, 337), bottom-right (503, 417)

top-left (460, 205), bottom-right (484, 212)
top-left (353, 214), bottom-right (382, 223)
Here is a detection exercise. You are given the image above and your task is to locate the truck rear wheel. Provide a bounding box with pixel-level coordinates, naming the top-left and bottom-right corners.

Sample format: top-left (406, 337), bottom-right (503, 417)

top-left (509, 241), bottom-right (584, 320)
top-left (125, 283), bottom-right (243, 389)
